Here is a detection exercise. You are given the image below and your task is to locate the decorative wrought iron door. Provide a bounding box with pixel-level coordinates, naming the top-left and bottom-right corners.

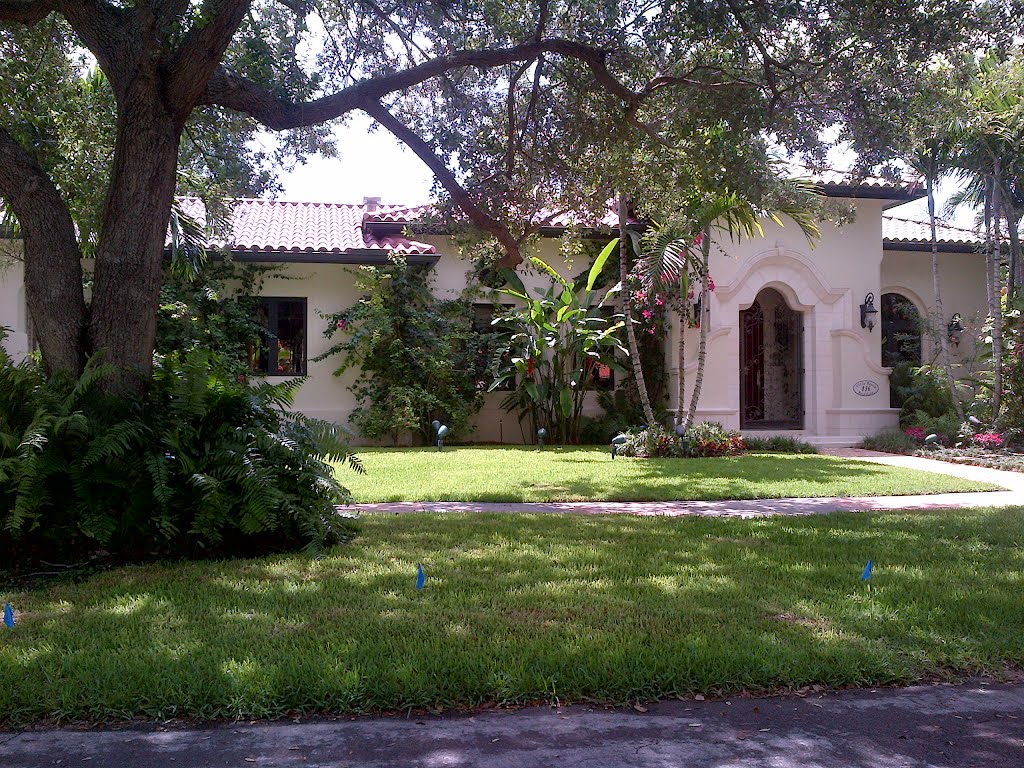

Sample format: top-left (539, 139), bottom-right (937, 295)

top-left (740, 300), bottom-right (765, 426)
top-left (740, 292), bottom-right (804, 429)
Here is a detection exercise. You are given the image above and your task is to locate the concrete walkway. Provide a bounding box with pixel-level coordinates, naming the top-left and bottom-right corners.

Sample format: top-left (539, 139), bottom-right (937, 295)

top-left (351, 450), bottom-right (1024, 518)
top-left (5, 678), bottom-right (1023, 767)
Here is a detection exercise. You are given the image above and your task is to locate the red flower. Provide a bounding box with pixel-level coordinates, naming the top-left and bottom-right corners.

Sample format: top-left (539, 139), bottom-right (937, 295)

top-left (527, 357), bottom-right (534, 378)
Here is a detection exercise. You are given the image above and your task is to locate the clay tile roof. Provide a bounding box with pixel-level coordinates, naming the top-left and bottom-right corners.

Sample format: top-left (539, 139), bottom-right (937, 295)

top-left (881, 214), bottom-right (982, 246)
top-left (804, 169), bottom-right (924, 200)
top-left (174, 198), bottom-right (436, 256)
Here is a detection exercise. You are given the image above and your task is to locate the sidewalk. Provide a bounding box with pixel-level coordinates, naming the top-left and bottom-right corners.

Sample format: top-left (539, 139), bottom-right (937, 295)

top-left (351, 450), bottom-right (1024, 518)
top-left (5, 678), bottom-right (1023, 767)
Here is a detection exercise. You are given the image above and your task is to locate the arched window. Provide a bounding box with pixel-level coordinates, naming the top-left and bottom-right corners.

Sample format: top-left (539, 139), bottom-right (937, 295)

top-left (880, 293), bottom-right (922, 369)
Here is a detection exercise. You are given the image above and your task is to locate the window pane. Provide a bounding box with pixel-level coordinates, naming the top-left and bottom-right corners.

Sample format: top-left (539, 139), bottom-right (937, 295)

top-left (274, 300), bottom-right (306, 375)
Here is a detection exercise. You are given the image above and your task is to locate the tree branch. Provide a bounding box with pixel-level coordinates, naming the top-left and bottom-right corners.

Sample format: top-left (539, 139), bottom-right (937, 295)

top-left (165, 0), bottom-right (252, 122)
top-left (0, 125), bottom-right (87, 374)
top-left (0, 0), bottom-right (55, 24)
top-left (362, 100), bottom-right (525, 269)
top-left (204, 38), bottom-right (636, 130)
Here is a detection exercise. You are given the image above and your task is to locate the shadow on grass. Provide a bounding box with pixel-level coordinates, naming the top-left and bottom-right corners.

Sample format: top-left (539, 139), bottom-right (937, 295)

top-left (3, 508), bottom-right (1024, 723)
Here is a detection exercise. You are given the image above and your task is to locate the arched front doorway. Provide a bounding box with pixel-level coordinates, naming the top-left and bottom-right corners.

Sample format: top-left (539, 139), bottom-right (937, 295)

top-left (740, 287), bottom-right (804, 429)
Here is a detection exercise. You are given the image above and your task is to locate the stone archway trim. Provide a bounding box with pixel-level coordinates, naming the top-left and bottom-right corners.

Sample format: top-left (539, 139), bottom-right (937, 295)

top-left (716, 247), bottom-right (848, 307)
top-left (831, 329), bottom-right (893, 376)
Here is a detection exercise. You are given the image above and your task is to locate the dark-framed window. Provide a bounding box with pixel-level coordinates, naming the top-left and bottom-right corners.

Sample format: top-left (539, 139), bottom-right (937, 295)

top-left (250, 297), bottom-right (307, 376)
top-left (588, 305), bottom-right (617, 391)
top-left (472, 302), bottom-right (515, 390)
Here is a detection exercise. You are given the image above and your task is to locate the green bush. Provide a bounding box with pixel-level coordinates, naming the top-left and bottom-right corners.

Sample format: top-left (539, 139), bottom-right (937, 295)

top-left (859, 428), bottom-right (916, 454)
top-left (906, 409), bottom-right (961, 447)
top-left (317, 258), bottom-right (493, 444)
top-left (579, 388), bottom-right (648, 445)
top-left (893, 364), bottom-right (955, 423)
top-left (742, 435), bottom-right (819, 454)
top-left (0, 346), bottom-right (361, 564)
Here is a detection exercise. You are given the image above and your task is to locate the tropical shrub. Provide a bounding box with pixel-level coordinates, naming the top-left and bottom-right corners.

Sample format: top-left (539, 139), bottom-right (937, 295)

top-left (0, 345), bottom-right (361, 564)
top-left (685, 421), bottom-right (745, 457)
top-left (618, 423), bottom-right (687, 458)
top-left (317, 258), bottom-right (496, 444)
top-left (491, 256), bottom-right (627, 444)
top-left (905, 409), bottom-right (961, 446)
top-left (616, 421), bottom-right (744, 458)
top-left (892, 364), bottom-right (957, 423)
top-left (859, 428), bottom-right (916, 454)
top-left (741, 435), bottom-right (818, 454)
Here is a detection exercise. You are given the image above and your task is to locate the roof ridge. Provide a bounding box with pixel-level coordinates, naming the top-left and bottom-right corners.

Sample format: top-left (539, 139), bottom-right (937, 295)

top-left (882, 213), bottom-right (979, 235)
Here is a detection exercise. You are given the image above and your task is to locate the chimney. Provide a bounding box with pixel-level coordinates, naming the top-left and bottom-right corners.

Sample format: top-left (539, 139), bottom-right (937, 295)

top-left (363, 196), bottom-right (381, 212)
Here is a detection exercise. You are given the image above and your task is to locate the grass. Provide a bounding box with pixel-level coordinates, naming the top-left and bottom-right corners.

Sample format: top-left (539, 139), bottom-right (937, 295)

top-left (2, 508), bottom-right (1024, 724)
top-left (339, 447), bottom-right (998, 503)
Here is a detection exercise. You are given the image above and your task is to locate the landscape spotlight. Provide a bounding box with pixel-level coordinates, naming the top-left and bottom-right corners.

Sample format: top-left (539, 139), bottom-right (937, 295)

top-left (537, 427), bottom-right (547, 451)
top-left (610, 433), bottom-right (627, 459)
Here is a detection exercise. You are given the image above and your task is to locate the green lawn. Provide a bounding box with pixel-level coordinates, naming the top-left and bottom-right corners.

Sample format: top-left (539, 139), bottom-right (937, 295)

top-left (340, 447), bottom-right (998, 503)
top-left (3, 509), bottom-right (1024, 724)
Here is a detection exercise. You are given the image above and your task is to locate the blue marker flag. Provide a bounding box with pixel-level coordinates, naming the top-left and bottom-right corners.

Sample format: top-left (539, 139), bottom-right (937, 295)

top-left (3, 602), bottom-right (14, 629)
top-left (860, 560), bottom-right (873, 581)
top-left (416, 563), bottom-right (426, 591)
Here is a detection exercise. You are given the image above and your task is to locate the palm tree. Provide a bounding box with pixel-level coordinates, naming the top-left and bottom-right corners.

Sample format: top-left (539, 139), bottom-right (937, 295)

top-left (945, 56), bottom-right (1024, 423)
top-left (618, 193), bottom-right (657, 427)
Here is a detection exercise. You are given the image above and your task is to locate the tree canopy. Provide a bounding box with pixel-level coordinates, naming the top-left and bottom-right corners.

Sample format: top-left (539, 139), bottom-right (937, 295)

top-left (0, 0), bottom-right (1019, 387)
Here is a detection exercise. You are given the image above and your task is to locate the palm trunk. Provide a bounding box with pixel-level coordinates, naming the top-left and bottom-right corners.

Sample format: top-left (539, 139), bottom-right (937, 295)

top-left (990, 164), bottom-right (1004, 423)
top-left (926, 173), bottom-right (964, 421)
top-left (1003, 195), bottom-right (1022, 302)
top-left (618, 194), bottom-right (656, 427)
top-left (684, 227), bottom-right (712, 430)
top-left (675, 279), bottom-right (686, 428)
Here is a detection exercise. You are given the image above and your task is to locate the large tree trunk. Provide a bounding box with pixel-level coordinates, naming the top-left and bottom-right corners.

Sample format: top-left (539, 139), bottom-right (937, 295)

top-left (926, 175), bottom-right (964, 421)
top-left (618, 194), bottom-right (656, 427)
top-left (0, 126), bottom-right (87, 376)
top-left (684, 227), bottom-right (711, 430)
top-left (88, 88), bottom-right (182, 393)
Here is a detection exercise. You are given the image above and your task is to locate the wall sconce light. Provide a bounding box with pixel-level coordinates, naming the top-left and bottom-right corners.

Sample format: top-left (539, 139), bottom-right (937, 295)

top-left (860, 292), bottom-right (878, 332)
top-left (948, 313), bottom-right (964, 347)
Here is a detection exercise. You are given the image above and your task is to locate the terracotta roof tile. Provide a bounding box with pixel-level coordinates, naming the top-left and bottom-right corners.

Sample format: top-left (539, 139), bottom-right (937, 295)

top-left (174, 198), bottom-right (436, 256)
top-left (882, 214), bottom-right (982, 246)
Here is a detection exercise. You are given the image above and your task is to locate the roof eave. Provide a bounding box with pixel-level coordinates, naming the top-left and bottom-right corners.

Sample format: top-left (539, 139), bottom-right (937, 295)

top-left (882, 240), bottom-right (979, 254)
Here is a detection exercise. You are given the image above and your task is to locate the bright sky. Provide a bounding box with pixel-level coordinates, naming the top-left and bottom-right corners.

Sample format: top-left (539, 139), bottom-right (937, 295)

top-left (272, 116), bottom-right (435, 205)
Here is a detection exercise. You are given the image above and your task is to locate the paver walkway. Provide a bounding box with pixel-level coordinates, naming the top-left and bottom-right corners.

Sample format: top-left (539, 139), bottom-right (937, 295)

top-left (5, 678), bottom-right (1023, 767)
top-left (350, 450), bottom-right (1024, 517)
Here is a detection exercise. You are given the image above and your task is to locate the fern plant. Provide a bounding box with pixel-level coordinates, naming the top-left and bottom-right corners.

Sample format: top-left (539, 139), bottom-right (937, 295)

top-left (1, 339), bottom-right (362, 564)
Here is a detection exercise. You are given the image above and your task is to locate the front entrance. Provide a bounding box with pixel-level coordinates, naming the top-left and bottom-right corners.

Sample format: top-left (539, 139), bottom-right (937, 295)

top-left (740, 288), bottom-right (804, 429)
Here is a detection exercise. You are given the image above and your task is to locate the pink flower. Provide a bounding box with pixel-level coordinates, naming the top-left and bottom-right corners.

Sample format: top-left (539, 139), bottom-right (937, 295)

top-left (648, 328), bottom-right (656, 335)
top-left (336, 318), bottom-right (346, 329)
top-left (972, 432), bottom-right (1003, 449)
top-left (707, 276), bottom-right (716, 292)
top-left (693, 232), bottom-right (704, 246)
top-left (655, 296), bottom-right (664, 306)
top-left (642, 309), bottom-right (653, 319)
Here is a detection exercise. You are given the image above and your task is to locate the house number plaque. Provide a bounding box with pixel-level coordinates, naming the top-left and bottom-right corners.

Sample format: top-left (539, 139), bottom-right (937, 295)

top-left (852, 380), bottom-right (880, 397)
